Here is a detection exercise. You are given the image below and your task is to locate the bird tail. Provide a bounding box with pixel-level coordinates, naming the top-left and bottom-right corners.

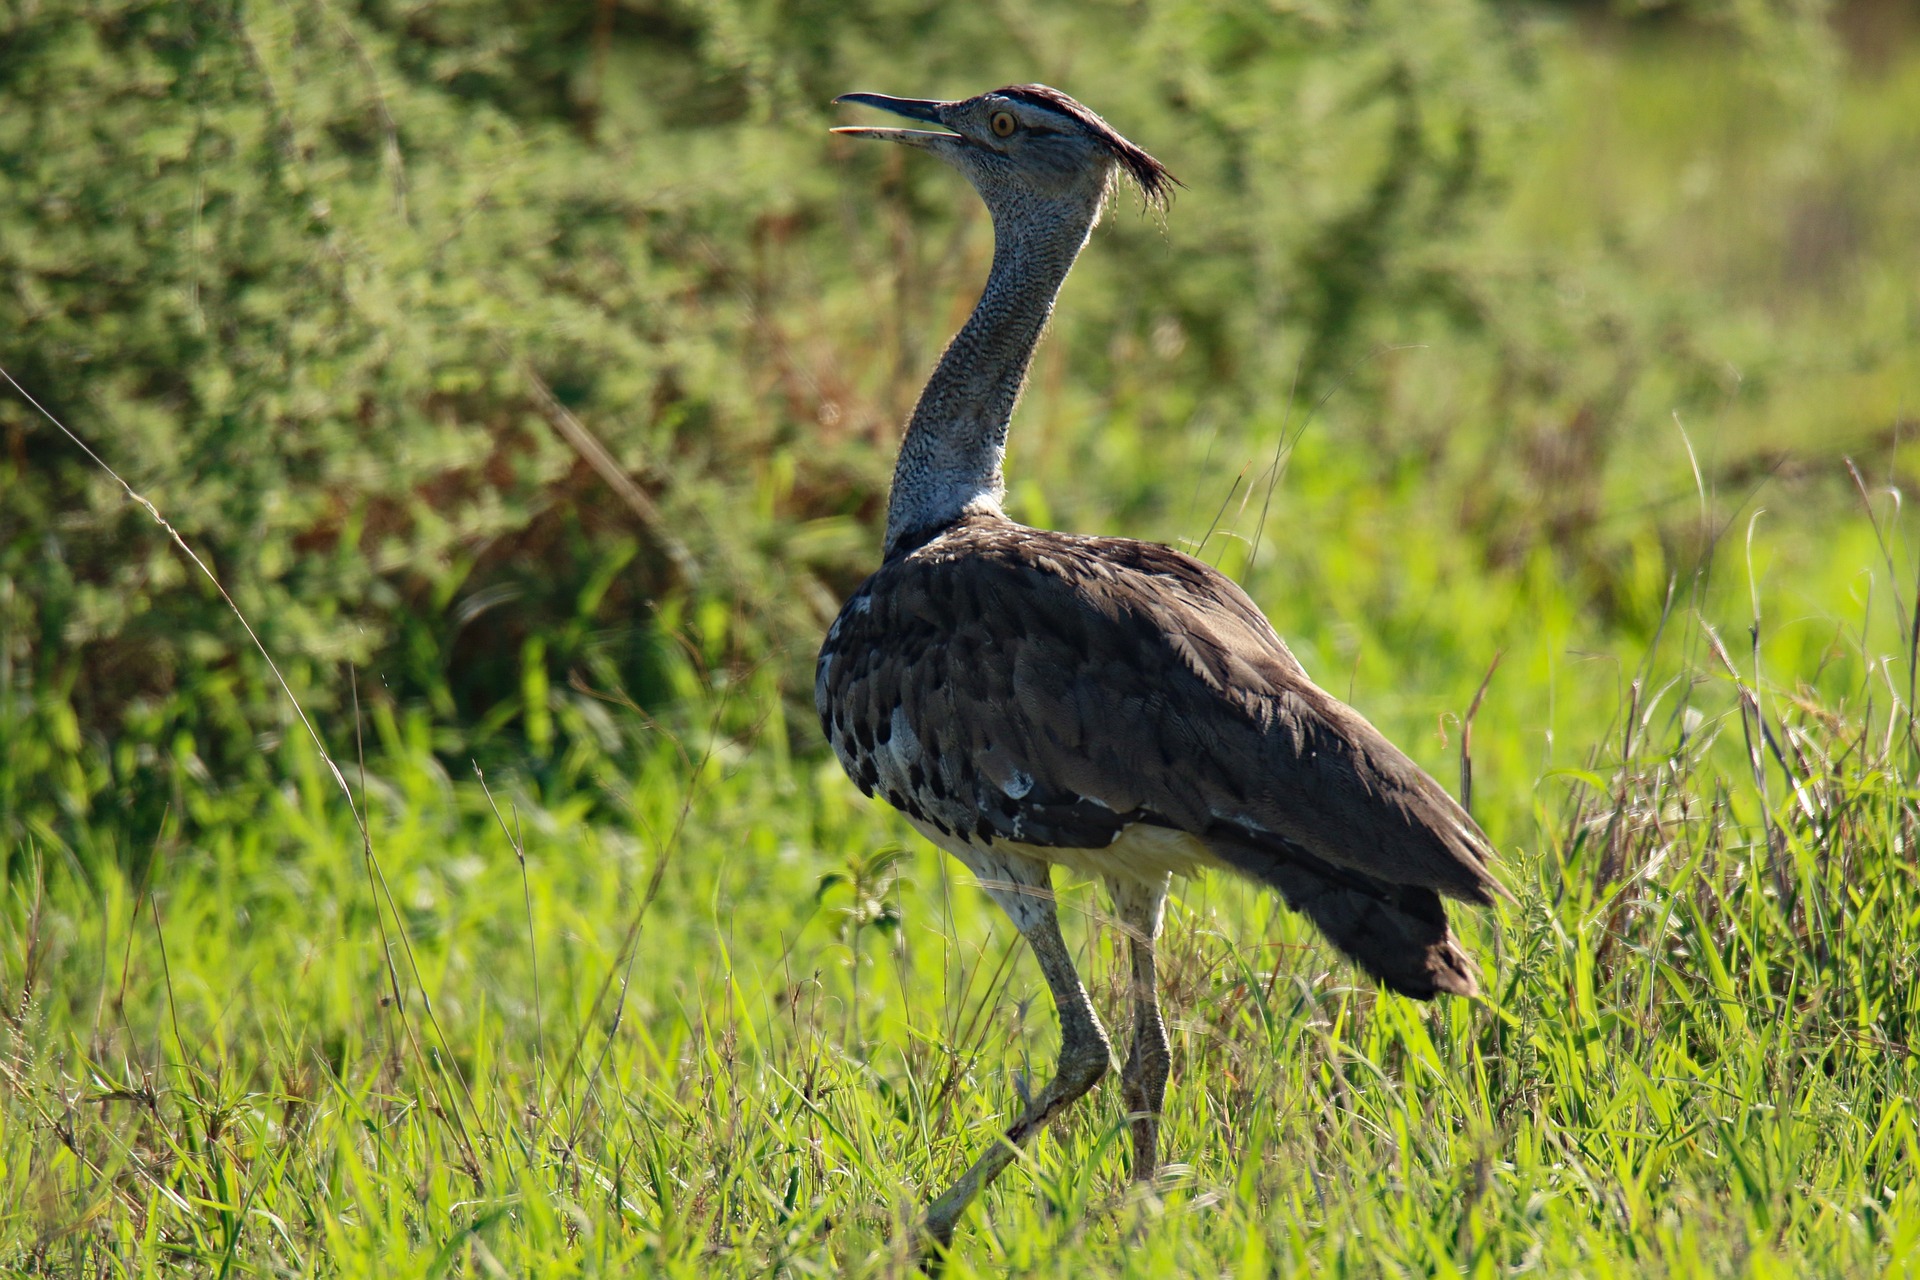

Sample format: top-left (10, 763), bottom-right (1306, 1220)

top-left (1203, 827), bottom-right (1480, 999)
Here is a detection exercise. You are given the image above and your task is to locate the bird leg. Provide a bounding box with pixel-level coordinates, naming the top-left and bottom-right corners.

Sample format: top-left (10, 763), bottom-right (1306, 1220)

top-left (922, 852), bottom-right (1111, 1255)
top-left (1110, 874), bottom-right (1171, 1181)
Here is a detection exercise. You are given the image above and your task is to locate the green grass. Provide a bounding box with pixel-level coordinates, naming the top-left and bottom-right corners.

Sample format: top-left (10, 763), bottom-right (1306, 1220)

top-left (5, 553), bottom-right (1920, 1276)
top-left (7, 12), bottom-right (1920, 1279)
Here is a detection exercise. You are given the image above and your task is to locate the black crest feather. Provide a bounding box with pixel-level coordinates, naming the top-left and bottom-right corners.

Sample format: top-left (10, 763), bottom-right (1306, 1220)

top-left (996, 84), bottom-right (1179, 209)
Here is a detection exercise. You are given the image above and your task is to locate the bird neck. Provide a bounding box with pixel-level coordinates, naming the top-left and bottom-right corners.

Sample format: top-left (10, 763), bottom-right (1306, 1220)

top-left (882, 197), bottom-right (1101, 558)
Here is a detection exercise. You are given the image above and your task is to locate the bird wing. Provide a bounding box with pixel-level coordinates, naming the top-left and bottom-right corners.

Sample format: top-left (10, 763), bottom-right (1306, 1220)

top-left (817, 516), bottom-right (1502, 910)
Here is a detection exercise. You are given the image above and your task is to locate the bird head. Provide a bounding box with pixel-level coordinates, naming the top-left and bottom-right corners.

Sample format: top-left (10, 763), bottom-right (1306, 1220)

top-left (832, 85), bottom-right (1176, 220)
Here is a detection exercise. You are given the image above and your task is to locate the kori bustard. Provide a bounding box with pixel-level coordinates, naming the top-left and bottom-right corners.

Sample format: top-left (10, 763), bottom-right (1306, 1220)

top-left (816, 84), bottom-right (1502, 1252)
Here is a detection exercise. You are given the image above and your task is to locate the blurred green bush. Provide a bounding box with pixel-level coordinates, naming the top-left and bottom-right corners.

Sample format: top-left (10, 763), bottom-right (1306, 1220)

top-left (0, 0), bottom-right (1525, 841)
top-left (4, 0), bottom-right (1908, 859)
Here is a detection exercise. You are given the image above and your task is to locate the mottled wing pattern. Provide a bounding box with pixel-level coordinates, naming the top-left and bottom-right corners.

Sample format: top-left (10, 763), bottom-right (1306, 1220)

top-left (817, 515), bottom-right (1500, 997)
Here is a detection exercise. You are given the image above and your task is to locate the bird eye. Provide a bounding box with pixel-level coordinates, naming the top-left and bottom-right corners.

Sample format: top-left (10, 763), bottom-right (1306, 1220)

top-left (989, 110), bottom-right (1017, 138)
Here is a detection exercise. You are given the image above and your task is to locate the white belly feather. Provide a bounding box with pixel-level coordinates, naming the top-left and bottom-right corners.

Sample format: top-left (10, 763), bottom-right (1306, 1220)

top-left (905, 816), bottom-right (1222, 888)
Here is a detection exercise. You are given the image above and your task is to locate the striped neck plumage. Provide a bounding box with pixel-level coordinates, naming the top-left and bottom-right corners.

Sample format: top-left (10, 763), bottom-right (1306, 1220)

top-left (882, 197), bottom-right (1101, 558)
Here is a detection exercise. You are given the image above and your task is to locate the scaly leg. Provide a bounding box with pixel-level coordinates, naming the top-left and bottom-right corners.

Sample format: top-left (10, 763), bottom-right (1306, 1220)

top-left (1109, 873), bottom-right (1171, 1181)
top-left (923, 851), bottom-right (1111, 1255)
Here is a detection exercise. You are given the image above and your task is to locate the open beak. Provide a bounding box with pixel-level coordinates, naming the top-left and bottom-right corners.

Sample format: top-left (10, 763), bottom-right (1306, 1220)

top-left (831, 93), bottom-right (960, 147)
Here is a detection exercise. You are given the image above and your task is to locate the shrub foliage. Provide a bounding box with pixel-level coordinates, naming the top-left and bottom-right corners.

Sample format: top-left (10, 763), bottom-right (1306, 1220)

top-left (4, 0), bottom-right (1557, 845)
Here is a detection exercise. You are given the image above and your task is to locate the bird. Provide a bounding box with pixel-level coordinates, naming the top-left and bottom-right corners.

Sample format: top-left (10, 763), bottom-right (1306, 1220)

top-left (817, 84), bottom-right (1503, 1253)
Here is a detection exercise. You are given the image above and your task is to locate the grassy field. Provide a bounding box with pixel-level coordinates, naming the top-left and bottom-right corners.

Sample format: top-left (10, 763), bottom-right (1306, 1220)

top-left (6, 8), bottom-right (1920, 1278)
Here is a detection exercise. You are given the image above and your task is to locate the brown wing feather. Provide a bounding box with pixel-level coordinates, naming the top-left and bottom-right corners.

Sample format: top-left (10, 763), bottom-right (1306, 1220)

top-left (818, 515), bottom-right (1500, 912)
